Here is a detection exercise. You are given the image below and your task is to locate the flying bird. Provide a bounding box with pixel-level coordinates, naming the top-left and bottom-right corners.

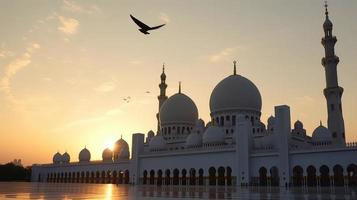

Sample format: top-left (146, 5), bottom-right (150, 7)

top-left (130, 14), bottom-right (165, 34)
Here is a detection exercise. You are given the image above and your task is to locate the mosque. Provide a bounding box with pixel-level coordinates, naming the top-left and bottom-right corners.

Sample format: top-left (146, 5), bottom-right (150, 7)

top-left (31, 5), bottom-right (357, 187)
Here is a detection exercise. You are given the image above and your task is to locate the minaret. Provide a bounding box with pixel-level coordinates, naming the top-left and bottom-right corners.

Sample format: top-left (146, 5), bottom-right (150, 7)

top-left (321, 2), bottom-right (345, 146)
top-left (156, 63), bottom-right (168, 133)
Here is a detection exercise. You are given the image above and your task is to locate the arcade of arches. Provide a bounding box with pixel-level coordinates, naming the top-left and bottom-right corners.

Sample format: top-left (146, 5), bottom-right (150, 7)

top-left (45, 169), bottom-right (130, 184)
top-left (256, 164), bottom-right (357, 187)
top-left (142, 167), bottom-right (233, 186)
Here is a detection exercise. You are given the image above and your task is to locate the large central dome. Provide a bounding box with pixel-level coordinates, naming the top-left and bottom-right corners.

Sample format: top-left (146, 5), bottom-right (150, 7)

top-left (160, 93), bottom-right (198, 125)
top-left (209, 74), bottom-right (262, 114)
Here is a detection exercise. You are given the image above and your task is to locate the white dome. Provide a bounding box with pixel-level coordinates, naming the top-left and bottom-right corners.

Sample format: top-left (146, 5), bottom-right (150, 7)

top-left (312, 124), bottom-right (332, 142)
top-left (160, 93), bottom-right (198, 125)
top-left (268, 115), bottom-right (275, 125)
top-left (209, 75), bottom-right (262, 114)
top-left (114, 138), bottom-right (130, 160)
top-left (149, 134), bottom-right (166, 150)
top-left (53, 152), bottom-right (62, 164)
top-left (294, 120), bottom-right (303, 130)
top-left (102, 148), bottom-right (113, 161)
top-left (185, 133), bottom-right (202, 147)
top-left (196, 119), bottom-right (205, 129)
top-left (62, 152), bottom-right (70, 163)
top-left (79, 147), bottom-right (91, 162)
top-left (202, 126), bottom-right (225, 144)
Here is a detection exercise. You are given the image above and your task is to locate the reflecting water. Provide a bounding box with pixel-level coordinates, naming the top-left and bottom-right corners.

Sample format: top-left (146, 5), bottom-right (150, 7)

top-left (0, 182), bottom-right (356, 199)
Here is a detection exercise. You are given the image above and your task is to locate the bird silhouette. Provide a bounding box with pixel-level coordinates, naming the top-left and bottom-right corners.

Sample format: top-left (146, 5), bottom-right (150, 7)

top-left (130, 14), bottom-right (165, 34)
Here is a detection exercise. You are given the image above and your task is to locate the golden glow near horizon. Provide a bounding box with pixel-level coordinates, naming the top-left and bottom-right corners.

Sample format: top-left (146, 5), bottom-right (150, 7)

top-left (0, 0), bottom-right (357, 166)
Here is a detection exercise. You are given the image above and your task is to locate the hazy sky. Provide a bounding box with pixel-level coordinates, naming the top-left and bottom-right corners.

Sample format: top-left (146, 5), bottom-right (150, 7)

top-left (0, 0), bottom-right (356, 165)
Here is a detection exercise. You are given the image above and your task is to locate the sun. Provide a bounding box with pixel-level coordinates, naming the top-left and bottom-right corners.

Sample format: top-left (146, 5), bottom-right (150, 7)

top-left (104, 140), bottom-right (114, 151)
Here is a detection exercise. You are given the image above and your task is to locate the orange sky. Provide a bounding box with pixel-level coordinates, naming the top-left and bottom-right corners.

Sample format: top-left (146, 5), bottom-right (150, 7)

top-left (0, 0), bottom-right (356, 166)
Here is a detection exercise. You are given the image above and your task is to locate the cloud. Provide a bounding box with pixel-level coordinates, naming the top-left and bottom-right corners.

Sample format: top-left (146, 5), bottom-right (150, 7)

top-left (209, 47), bottom-right (236, 62)
top-left (94, 81), bottom-right (117, 93)
top-left (159, 13), bottom-right (170, 23)
top-left (62, 0), bottom-right (101, 14)
top-left (58, 16), bottom-right (79, 35)
top-left (129, 60), bottom-right (142, 65)
top-left (0, 42), bottom-right (40, 105)
top-left (0, 49), bottom-right (14, 59)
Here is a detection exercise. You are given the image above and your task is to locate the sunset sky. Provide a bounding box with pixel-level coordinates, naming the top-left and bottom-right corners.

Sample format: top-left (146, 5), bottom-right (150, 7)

top-left (0, 0), bottom-right (356, 166)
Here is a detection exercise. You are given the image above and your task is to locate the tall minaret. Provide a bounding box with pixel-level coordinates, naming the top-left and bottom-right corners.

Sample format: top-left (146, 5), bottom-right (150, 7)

top-left (156, 63), bottom-right (168, 133)
top-left (321, 2), bottom-right (345, 146)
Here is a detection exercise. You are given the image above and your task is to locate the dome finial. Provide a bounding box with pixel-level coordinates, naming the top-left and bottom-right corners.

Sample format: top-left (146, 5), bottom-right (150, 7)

top-left (121, 134), bottom-right (122, 139)
top-left (162, 63), bottom-right (165, 73)
top-left (324, 1), bottom-right (329, 19)
top-left (179, 81), bottom-right (181, 93)
top-left (320, 120), bottom-right (322, 126)
top-left (233, 60), bottom-right (237, 75)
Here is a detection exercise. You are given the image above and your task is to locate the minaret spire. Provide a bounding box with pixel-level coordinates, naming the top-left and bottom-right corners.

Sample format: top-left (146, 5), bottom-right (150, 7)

top-left (157, 62), bottom-right (168, 134)
top-left (321, 3), bottom-right (345, 146)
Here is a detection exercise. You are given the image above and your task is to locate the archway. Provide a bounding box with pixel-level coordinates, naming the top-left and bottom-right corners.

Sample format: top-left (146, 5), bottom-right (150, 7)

top-left (149, 170), bottom-right (155, 185)
top-left (173, 169), bottom-right (179, 185)
top-left (124, 170), bottom-right (129, 184)
top-left (319, 165), bottom-right (330, 187)
top-left (81, 171), bottom-right (85, 183)
top-left (333, 165), bottom-right (344, 186)
top-left (347, 164), bottom-right (357, 186)
top-left (143, 170), bottom-right (148, 185)
top-left (106, 171), bottom-right (111, 183)
top-left (270, 167), bottom-right (279, 186)
top-left (189, 168), bottom-right (196, 185)
top-left (64, 172), bottom-right (68, 183)
top-left (165, 169), bottom-right (170, 185)
top-left (181, 169), bottom-right (187, 185)
top-left (259, 167), bottom-right (267, 186)
top-left (157, 170), bottom-right (163, 186)
top-left (90, 172), bottom-right (94, 183)
top-left (218, 167), bottom-right (225, 186)
top-left (95, 171), bottom-right (100, 183)
top-left (76, 172), bottom-right (80, 183)
top-left (112, 171), bottom-right (117, 184)
top-left (198, 168), bottom-right (204, 185)
top-left (118, 170), bottom-right (123, 184)
top-left (209, 167), bottom-right (216, 186)
top-left (101, 171), bottom-right (106, 184)
top-left (226, 167), bottom-right (232, 186)
top-left (292, 166), bottom-right (303, 187)
top-left (60, 173), bottom-right (63, 183)
top-left (307, 165), bottom-right (317, 187)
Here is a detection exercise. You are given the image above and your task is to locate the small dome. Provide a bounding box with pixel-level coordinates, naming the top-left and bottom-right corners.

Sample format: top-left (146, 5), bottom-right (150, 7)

top-left (312, 123), bottom-right (332, 142)
top-left (185, 133), bottom-right (202, 148)
top-left (147, 130), bottom-right (155, 137)
top-left (196, 119), bottom-right (205, 129)
top-left (294, 120), bottom-right (303, 130)
top-left (114, 137), bottom-right (130, 160)
top-left (53, 152), bottom-right (62, 164)
top-left (62, 152), bottom-right (70, 163)
top-left (102, 148), bottom-right (113, 161)
top-left (210, 75), bottom-right (262, 114)
top-left (160, 93), bottom-right (198, 125)
top-left (202, 126), bottom-right (225, 144)
top-left (79, 147), bottom-right (91, 162)
top-left (149, 134), bottom-right (166, 150)
top-left (267, 116), bottom-right (275, 125)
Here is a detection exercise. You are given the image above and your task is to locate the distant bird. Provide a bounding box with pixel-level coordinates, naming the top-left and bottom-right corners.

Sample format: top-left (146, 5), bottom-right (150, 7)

top-left (130, 14), bottom-right (165, 34)
top-left (145, 91), bottom-right (150, 94)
